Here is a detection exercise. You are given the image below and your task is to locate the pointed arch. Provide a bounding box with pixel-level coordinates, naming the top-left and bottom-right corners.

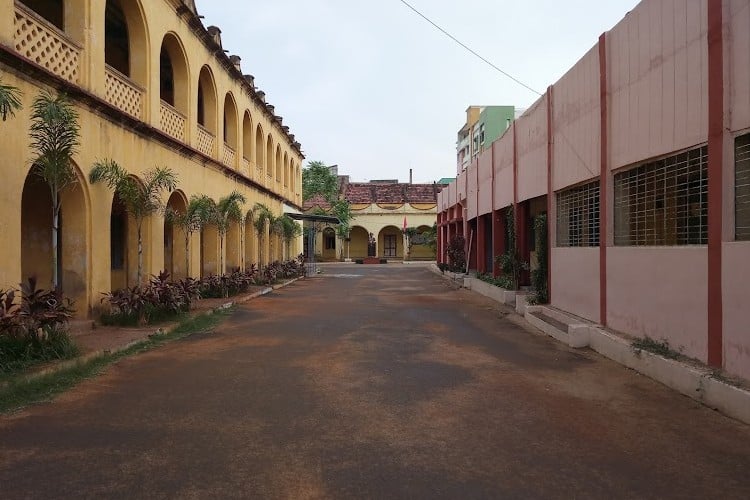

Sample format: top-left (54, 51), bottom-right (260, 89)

top-left (164, 190), bottom-right (188, 279)
top-left (21, 162), bottom-right (91, 315)
top-left (275, 145), bottom-right (282, 183)
top-left (283, 152), bottom-right (289, 187)
top-left (159, 32), bottom-right (190, 115)
top-left (255, 123), bottom-right (265, 171)
top-left (223, 92), bottom-right (239, 150)
top-left (242, 111), bottom-right (253, 163)
top-left (266, 134), bottom-right (273, 178)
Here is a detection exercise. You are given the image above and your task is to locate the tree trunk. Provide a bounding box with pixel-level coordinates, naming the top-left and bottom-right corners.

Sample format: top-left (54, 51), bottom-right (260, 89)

top-left (220, 233), bottom-right (225, 276)
top-left (51, 191), bottom-right (60, 290)
top-left (185, 231), bottom-right (191, 279)
top-left (137, 220), bottom-right (143, 286)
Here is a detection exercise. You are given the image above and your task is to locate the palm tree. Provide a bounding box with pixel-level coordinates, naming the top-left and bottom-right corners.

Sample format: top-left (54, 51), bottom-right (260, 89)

top-left (249, 203), bottom-right (273, 266)
top-left (212, 191), bottom-right (246, 274)
top-left (89, 162), bottom-right (178, 286)
top-left (276, 214), bottom-right (302, 260)
top-left (164, 194), bottom-right (214, 278)
top-left (28, 91), bottom-right (81, 289)
top-left (0, 77), bottom-right (22, 121)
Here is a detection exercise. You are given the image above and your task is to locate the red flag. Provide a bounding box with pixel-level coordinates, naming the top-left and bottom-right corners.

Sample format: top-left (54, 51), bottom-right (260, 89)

top-left (403, 216), bottom-right (407, 232)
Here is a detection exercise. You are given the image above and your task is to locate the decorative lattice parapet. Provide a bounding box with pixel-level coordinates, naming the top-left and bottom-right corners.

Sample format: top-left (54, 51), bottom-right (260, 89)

top-left (105, 66), bottom-right (142, 118)
top-left (223, 144), bottom-right (236, 168)
top-left (242, 158), bottom-right (251, 177)
top-left (196, 125), bottom-right (215, 157)
top-left (256, 164), bottom-right (264, 180)
top-left (14, 3), bottom-right (81, 84)
top-left (159, 101), bottom-right (186, 142)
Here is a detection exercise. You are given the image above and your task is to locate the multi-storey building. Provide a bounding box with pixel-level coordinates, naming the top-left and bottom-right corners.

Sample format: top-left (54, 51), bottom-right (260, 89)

top-left (438, 0), bottom-right (750, 382)
top-left (0, 0), bottom-right (303, 316)
top-left (456, 105), bottom-right (515, 173)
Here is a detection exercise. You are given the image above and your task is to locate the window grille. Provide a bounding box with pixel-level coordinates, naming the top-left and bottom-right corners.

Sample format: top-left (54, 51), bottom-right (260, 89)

top-left (736, 133), bottom-right (750, 240)
top-left (614, 146), bottom-right (708, 246)
top-left (556, 181), bottom-right (600, 247)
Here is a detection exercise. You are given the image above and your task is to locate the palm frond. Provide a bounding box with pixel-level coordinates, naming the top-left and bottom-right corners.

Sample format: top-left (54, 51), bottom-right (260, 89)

top-left (29, 91), bottom-right (80, 190)
top-left (0, 79), bottom-right (22, 121)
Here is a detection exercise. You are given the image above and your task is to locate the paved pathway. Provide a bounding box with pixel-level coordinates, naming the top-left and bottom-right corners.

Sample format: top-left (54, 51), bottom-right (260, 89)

top-left (2, 264), bottom-right (750, 499)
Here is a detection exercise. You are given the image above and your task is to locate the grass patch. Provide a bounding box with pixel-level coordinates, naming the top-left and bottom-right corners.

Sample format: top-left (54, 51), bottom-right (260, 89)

top-left (632, 336), bottom-right (682, 360)
top-left (0, 329), bottom-right (79, 380)
top-left (0, 308), bottom-right (232, 414)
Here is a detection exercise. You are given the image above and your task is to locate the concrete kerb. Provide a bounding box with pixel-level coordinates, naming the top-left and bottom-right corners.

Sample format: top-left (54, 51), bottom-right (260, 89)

top-left (10, 278), bottom-right (302, 385)
top-left (446, 271), bottom-right (750, 425)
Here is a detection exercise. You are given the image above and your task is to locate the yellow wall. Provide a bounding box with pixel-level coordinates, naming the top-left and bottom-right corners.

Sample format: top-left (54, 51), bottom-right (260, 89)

top-left (1, 0), bottom-right (304, 315)
top-left (308, 203), bottom-right (437, 260)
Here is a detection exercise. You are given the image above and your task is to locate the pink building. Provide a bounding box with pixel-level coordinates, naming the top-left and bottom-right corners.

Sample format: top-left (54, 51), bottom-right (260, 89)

top-left (437, 0), bottom-right (750, 381)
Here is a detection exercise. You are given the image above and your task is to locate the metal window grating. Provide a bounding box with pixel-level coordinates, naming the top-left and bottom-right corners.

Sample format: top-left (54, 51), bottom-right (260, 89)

top-left (556, 181), bottom-right (600, 247)
top-left (614, 146), bottom-right (708, 246)
top-left (736, 133), bottom-right (750, 240)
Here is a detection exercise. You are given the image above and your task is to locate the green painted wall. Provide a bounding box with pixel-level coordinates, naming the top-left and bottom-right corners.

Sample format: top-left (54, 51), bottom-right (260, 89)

top-left (479, 106), bottom-right (515, 146)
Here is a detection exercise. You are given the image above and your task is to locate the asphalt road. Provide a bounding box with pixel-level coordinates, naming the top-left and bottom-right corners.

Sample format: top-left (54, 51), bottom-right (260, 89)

top-left (2, 264), bottom-right (750, 499)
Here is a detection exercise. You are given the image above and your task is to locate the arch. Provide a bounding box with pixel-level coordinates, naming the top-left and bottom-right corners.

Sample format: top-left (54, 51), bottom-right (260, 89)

top-left (159, 32), bottom-right (190, 115)
top-left (105, 0), bottom-right (149, 86)
top-left (266, 134), bottom-right (273, 178)
top-left (410, 224), bottom-right (435, 260)
top-left (289, 160), bottom-right (295, 193)
top-left (226, 220), bottom-right (241, 272)
top-left (349, 226), bottom-right (369, 259)
top-left (242, 111), bottom-right (253, 162)
top-left (223, 92), bottom-right (239, 151)
top-left (322, 227), bottom-right (337, 261)
top-left (201, 225), bottom-right (219, 277)
top-left (197, 65), bottom-right (218, 134)
top-left (378, 225), bottom-right (403, 260)
top-left (244, 212), bottom-right (257, 268)
top-left (109, 175), bottom-right (147, 289)
top-left (21, 164), bottom-right (91, 316)
top-left (275, 146), bottom-right (282, 183)
top-left (254, 123), bottom-right (264, 170)
top-left (164, 191), bottom-right (188, 279)
top-left (283, 152), bottom-right (289, 187)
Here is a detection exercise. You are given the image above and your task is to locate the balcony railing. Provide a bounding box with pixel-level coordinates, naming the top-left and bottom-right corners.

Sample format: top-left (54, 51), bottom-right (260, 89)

top-left (196, 125), bottom-right (215, 157)
top-left (256, 164), bottom-right (264, 180)
top-left (223, 144), bottom-right (236, 168)
top-left (159, 101), bottom-right (186, 142)
top-left (242, 158), bottom-right (251, 177)
top-left (105, 66), bottom-right (143, 118)
top-left (14, 3), bottom-right (81, 84)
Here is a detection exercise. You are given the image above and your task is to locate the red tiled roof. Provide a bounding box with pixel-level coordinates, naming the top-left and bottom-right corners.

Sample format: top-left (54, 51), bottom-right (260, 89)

top-left (302, 194), bottom-right (332, 211)
top-left (344, 183), bottom-right (438, 204)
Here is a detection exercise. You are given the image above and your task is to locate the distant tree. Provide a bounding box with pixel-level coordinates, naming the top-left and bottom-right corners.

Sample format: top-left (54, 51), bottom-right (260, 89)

top-left (164, 194), bottom-right (214, 277)
top-left (302, 161), bottom-right (351, 258)
top-left (0, 77), bottom-right (22, 121)
top-left (90, 162), bottom-right (178, 286)
top-left (302, 161), bottom-right (338, 202)
top-left (28, 91), bottom-right (81, 289)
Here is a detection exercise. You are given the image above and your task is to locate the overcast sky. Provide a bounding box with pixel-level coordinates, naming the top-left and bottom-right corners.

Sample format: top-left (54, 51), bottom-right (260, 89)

top-left (196, 0), bottom-right (640, 184)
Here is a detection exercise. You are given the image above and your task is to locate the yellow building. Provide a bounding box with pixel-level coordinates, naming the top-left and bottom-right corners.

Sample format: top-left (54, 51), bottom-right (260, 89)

top-left (1, 0), bottom-right (303, 316)
top-left (304, 181), bottom-right (441, 261)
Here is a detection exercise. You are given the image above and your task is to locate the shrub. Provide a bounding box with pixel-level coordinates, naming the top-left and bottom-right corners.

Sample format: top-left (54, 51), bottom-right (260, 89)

top-left (0, 277), bottom-right (78, 376)
top-left (447, 235), bottom-right (466, 272)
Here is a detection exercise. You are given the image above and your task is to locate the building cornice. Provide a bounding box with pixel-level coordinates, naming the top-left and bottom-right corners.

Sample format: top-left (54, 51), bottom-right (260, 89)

top-left (172, 1), bottom-right (304, 159)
